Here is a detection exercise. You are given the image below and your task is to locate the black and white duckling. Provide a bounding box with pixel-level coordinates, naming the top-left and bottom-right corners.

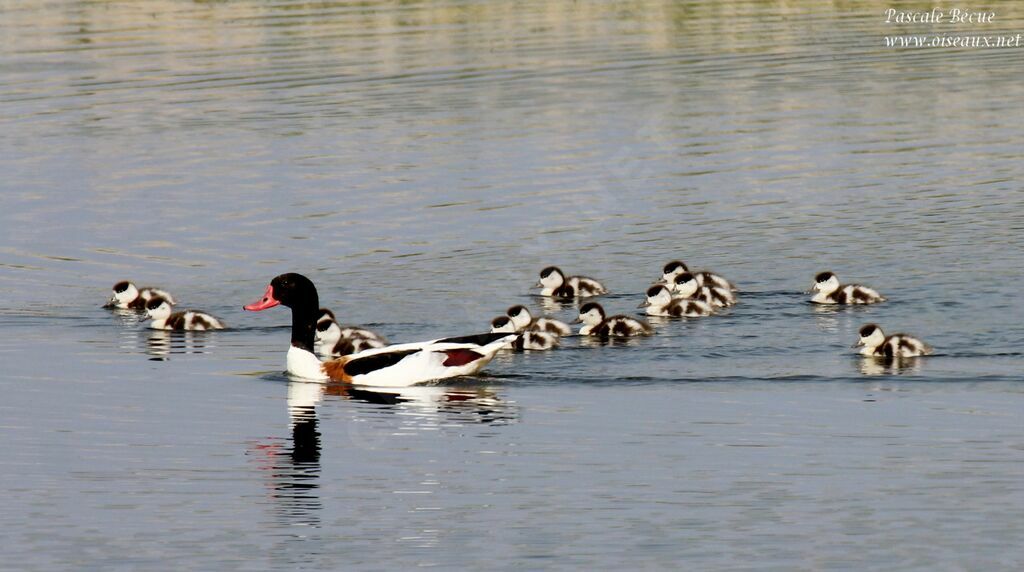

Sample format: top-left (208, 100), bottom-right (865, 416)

top-left (659, 260), bottom-right (735, 291)
top-left (490, 316), bottom-right (560, 351)
top-left (671, 273), bottom-right (736, 307)
top-left (810, 272), bottom-right (886, 305)
top-left (143, 296), bottom-right (224, 331)
top-left (105, 280), bottom-right (176, 310)
top-left (574, 302), bottom-right (653, 337)
top-left (854, 323), bottom-right (933, 358)
top-left (316, 317), bottom-right (387, 357)
top-left (637, 284), bottom-right (716, 317)
top-left (506, 305), bottom-right (572, 336)
top-left (535, 266), bottom-right (607, 298)
top-left (315, 308), bottom-right (387, 344)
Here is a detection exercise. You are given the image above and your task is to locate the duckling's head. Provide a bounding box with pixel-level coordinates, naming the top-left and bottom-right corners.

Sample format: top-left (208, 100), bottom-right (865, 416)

top-left (855, 323), bottom-right (886, 349)
top-left (537, 266), bottom-right (565, 289)
top-left (318, 308), bottom-right (336, 323)
top-left (144, 296), bottom-right (173, 321)
top-left (813, 271), bottom-right (839, 294)
top-left (490, 316), bottom-right (517, 333)
top-left (110, 280), bottom-right (139, 307)
top-left (575, 302), bottom-right (606, 325)
top-left (672, 272), bottom-right (699, 297)
top-left (315, 317), bottom-right (342, 345)
top-left (639, 284), bottom-right (673, 308)
top-left (506, 305), bottom-right (533, 329)
top-left (660, 260), bottom-right (688, 283)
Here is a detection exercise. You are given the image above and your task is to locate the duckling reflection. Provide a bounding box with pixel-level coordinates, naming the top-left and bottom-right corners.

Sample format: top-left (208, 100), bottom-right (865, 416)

top-left (143, 330), bottom-right (209, 360)
top-left (578, 335), bottom-right (646, 349)
top-left (857, 356), bottom-right (925, 376)
top-left (537, 295), bottom-right (575, 314)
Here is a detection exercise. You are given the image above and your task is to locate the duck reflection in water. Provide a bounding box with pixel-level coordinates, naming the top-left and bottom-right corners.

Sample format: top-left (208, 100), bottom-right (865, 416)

top-left (858, 356), bottom-right (925, 376)
top-left (143, 330), bottom-right (210, 361)
top-left (249, 381), bottom-right (325, 529)
top-left (250, 380), bottom-right (516, 530)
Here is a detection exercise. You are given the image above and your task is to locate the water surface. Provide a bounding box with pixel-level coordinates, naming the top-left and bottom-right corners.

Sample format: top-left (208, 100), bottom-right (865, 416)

top-left (2, 1), bottom-right (1023, 569)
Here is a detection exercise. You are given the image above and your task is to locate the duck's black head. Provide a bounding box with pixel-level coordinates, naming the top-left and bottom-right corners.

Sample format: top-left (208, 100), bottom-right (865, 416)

top-left (578, 301), bottom-right (605, 317)
top-left (318, 307), bottom-right (336, 322)
top-left (507, 305), bottom-right (529, 318)
top-left (646, 284), bottom-right (668, 298)
top-left (663, 260), bottom-right (687, 274)
top-left (673, 272), bottom-right (695, 285)
top-left (491, 316), bottom-right (513, 329)
top-left (859, 323), bottom-right (880, 338)
top-left (245, 272), bottom-right (319, 312)
top-left (815, 271), bottom-right (835, 284)
top-left (145, 296), bottom-right (170, 312)
top-left (245, 272), bottom-right (321, 352)
top-left (539, 266), bottom-right (563, 279)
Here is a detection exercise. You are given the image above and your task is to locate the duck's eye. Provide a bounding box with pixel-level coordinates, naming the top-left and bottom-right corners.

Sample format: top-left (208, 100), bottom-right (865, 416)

top-left (646, 286), bottom-right (662, 297)
top-left (316, 321), bottom-right (332, 332)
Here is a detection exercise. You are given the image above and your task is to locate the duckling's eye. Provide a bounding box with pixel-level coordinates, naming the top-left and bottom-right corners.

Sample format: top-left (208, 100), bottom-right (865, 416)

top-left (859, 325), bottom-right (876, 337)
top-left (646, 286), bottom-right (662, 297)
top-left (316, 320), bottom-right (332, 332)
top-left (113, 281), bottom-right (130, 293)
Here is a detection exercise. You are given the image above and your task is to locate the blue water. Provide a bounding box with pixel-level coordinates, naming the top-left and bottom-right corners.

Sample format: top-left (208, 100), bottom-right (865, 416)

top-left (1, 1), bottom-right (1023, 569)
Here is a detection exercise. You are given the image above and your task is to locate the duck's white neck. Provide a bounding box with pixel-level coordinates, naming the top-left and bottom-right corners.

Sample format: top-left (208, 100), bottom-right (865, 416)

top-left (287, 346), bottom-right (328, 381)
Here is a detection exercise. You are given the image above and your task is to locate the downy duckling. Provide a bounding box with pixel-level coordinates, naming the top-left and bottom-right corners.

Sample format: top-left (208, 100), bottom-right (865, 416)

top-left (637, 284), bottom-right (716, 317)
top-left (854, 323), bottom-right (933, 358)
top-left (659, 260), bottom-right (735, 291)
top-left (671, 273), bottom-right (736, 307)
top-left (574, 302), bottom-right (653, 337)
top-left (317, 317), bottom-right (387, 357)
top-left (506, 305), bottom-right (572, 336)
top-left (535, 266), bottom-right (607, 298)
top-left (490, 316), bottom-right (560, 351)
top-left (105, 281), bottom-right (176, 310)
top-left (810, 272), bottom-right (886, 304)
top-left (143, 296), bottom-right (224, 331)
top-left (315, 308), bottom-right (387, 346)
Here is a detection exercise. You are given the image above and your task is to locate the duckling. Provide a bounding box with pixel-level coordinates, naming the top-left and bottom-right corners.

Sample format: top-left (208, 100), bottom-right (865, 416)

top-left (105, 281), bottom-right (176, 310)
top-left (143, 296), bottom-right (224, 331)
top-left (490, 316), bottom-right (560, 351)
top-left (315, 316), bottom-right (388, 357)
top-left (854, 323), bottom-right (933, 358)
top-left (671, 273), bottom-right (736, 307)
top-left (810, 272), bottom-right (886, 304)
top-left (315, 308), bottom-right (387, 346)
top-left (535, 266), bottom-right (607, 298)
top-left (506, 305), bottom-right (572, 336)
top-left (574, 302), bottom-right (653, 337)
top-left (637, 285), bottom-right (716, 317)
top-left (659, 260), bottom-right (735, 291)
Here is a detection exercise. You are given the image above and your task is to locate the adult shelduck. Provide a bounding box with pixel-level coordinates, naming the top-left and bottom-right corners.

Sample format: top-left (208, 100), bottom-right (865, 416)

top-left (244, 273), bottom-right (515, 387)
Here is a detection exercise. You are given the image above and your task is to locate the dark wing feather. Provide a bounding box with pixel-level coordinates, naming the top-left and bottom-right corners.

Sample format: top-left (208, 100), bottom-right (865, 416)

top-left (343, 349), bottom-right (422, 377)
